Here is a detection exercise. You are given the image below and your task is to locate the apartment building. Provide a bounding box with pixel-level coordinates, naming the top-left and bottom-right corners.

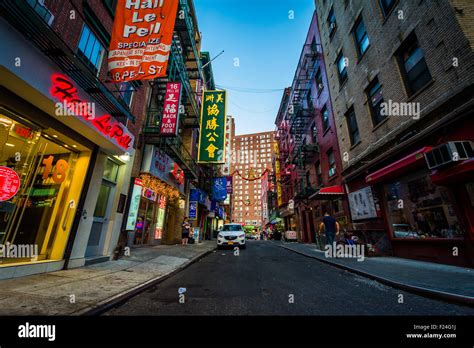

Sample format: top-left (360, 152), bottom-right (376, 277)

top-left (231, 131), bottom-right (276, 226)
top-left (316, 0), bottom-right (474, 266)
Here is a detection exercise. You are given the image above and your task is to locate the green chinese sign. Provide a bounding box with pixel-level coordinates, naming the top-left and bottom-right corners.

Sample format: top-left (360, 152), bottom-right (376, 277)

top-left (198, 90), bottom-right (227, 163)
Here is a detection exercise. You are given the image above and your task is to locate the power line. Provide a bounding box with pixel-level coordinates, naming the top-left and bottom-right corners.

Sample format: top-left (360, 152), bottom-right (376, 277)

top-left (216, 84), bottom-right (285, 94)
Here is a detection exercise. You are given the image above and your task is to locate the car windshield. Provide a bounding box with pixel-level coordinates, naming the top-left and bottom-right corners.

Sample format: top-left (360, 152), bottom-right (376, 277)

top-left (222, 225), bottom-right (242, 231)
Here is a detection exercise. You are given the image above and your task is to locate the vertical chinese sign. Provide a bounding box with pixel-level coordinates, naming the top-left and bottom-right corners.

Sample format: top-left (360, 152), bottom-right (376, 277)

top-left (198, 91), bottom-right (227, 163)
top-left (273, 142), bottom-right (283, 207)
top-left (160, 82), bottom-right (182, 135)
top-left (108, 0), bottom-right (179, 82)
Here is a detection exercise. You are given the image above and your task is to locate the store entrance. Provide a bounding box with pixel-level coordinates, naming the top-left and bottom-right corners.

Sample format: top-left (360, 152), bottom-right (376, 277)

top-left (0, 112), bottom-right (90, 264)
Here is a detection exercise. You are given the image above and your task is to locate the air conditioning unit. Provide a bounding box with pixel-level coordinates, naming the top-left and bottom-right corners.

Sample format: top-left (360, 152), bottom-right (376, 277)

top-left (424, 141), bottom-right (473, 170)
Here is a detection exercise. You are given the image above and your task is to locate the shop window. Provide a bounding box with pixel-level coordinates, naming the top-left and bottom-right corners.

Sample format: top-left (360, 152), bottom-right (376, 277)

top-left (367, 77), bottom-right (385, 126)
top-left (396, 33), bottom-right (432, 96)
top-left (353, 16), bottom-right (369, 57)
top-left (345, 107), bottom-right (360, 145)
top-left (384, 169), bottom-right (464, 239)
top-left (77, 24), bottom-right (105, 74)
top-left (119, 82), bottom-right (134, 107)
top-left (103, 158), bottom-right (119, 182)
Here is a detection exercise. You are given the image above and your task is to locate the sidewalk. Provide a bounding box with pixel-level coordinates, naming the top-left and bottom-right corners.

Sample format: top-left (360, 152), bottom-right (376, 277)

top-left (276, 241), bottom-right (474, 305)
top-left (0, 241), bottom-right (215, 315)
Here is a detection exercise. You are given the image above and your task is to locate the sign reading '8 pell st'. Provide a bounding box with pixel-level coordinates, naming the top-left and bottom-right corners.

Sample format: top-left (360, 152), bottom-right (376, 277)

top-left (198, 90), bottom-right (227, 163)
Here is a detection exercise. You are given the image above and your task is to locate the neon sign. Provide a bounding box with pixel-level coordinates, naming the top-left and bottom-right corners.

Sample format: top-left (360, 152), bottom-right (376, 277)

top-left (50, 74), bottom-right (133, 150)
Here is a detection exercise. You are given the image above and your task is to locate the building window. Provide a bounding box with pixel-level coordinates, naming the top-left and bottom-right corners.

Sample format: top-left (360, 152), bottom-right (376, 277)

top-left (316, 163), bottom-right (322, 186)
top-left (311, 122), bottom-right (318, 143)
top-left (119, 82), bottom-right (134, 107)
top-left (367, 77), bottom-right (385, 126)
top-left (316, 68), bottom-right (323, 93)
top-left (397, 33), bottom-right (432, 96)
top-left (353, 16), bottom-right (369, 57)
top-left (327, 149), bottom-right (336, 177)
top-left (77, 24), bottom-right (105, 74)
top-left (321, 105), bottom-right (330, 131)
top-left (27, 0), bottom-right (54, 25)
top-left (327, 7), bottom-right (337, 38)
top-left (345, 107), bottom-right (360, 146)
top-left (379, 0), bottom-right (397, 18)
top-left (336, 51), bottom-right (348, 84)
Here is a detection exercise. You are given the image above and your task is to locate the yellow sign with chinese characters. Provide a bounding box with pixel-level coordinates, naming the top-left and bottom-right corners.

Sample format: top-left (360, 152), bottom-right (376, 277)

top-left (198, 91), bottom-right (227, 163)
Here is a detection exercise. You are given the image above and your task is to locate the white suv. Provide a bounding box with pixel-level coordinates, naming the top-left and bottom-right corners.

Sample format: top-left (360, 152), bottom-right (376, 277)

top-left (217, 224), bottom-right (246, 249)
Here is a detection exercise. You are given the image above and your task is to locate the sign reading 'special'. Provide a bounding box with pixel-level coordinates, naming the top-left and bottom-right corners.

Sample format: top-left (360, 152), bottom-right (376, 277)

top-left (108, 0), bottom-right (179, 82)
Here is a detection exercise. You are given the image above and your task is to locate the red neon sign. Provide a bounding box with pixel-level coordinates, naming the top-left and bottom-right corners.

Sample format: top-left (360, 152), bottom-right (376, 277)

top-left (50, 74), bottom-right (133, 150)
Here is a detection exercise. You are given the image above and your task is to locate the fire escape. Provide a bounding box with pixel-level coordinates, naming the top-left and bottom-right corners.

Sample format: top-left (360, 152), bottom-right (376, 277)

top-left (144, 0), bottom-right (203, 181)
top-left (288, 42), bottom-right (322, 200)
top-left (0, 0), bottom-right (136, 123)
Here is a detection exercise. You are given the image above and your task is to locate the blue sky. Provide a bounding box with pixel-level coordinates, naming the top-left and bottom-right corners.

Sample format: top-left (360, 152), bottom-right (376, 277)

top-left (194, 0), bottom-right (315, 135)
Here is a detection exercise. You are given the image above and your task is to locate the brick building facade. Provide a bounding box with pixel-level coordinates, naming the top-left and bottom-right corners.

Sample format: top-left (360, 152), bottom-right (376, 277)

top-left (316, 0), bottom-right (474, 267)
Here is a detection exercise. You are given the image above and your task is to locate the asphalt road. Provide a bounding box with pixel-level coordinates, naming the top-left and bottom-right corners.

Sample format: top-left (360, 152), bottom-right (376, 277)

top-left (104, 240), bottom-right (474, 315)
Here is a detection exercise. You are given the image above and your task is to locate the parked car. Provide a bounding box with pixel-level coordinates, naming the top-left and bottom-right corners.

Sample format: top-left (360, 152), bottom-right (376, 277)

top-left (217, 223), bottom-right (246, 249)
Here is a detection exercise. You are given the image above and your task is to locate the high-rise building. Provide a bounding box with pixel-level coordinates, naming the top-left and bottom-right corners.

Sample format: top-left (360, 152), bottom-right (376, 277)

top-left (231, 131), bottom-right (276, 226)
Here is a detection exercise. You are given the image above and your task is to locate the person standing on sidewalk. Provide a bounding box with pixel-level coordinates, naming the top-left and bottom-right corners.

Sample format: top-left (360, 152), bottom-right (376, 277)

top-left (181, 217), bottom-right (191, 245)
top-left (318, 211), bottom-right (340, 246)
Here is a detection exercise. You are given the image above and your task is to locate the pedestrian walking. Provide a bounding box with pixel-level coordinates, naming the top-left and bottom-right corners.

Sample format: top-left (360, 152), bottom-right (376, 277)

top-left (181, 217), bottom-right (191, 245)
top-left (318, 211), bottom-right (340, 246)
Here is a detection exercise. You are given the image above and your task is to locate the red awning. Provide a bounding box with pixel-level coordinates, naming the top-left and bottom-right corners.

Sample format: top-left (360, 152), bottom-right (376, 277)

top-left (309, 185), bottom-right (345, 200)
top-left (430, 158), bottom-right (474, 185)
top-left (365, 146), bottom-right (432, 185)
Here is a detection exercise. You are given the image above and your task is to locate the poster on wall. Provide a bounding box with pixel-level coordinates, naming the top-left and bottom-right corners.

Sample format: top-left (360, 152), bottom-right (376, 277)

top-left (126, 178), bottom-right (143, 230)
top-left (348, 186), bottom-right (377, 221)
top-left (108, 0), bottom-right (179, 82)
top-left (160, 82), bottom-right (182, 136)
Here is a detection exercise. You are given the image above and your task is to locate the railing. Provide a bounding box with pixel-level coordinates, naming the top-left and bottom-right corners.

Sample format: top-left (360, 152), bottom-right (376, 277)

top-left (0, 0), bottom-right (136, 122)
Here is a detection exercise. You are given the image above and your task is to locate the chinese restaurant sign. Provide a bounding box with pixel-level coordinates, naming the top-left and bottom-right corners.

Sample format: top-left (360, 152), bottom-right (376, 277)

top-left (160, 82), bottom-right (182, 136)
top-left (50, 74), bottom-right (134, 151)
top-left (198, 91), bottom-right (227, 163)
top-left (108, 0), bottom-right (179, 82)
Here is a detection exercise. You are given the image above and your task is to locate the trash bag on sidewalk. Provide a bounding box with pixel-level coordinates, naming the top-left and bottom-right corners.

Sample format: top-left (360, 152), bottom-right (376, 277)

top-left (188, 236), bottom-right (195, 244)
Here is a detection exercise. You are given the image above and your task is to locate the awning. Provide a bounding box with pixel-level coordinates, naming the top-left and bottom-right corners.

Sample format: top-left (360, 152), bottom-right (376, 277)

top-left (270, 217), bottom-right (283, 224)
top-left (309, 185), bottom-right (345, 200)
top-left (430, 158), bottom-right (474, 185)
top-left (365, 146), bottom-right (432, 185)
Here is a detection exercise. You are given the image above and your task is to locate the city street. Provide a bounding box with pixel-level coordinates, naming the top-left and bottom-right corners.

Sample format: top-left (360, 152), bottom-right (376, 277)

top-left (105, 241), bottom-right (474, 316)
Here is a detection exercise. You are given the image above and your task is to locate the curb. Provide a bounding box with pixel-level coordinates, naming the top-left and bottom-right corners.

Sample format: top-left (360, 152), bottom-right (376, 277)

top-left (77, 246), bottom-right (216, 316)
top-left (278, 243), bottom-right (474, 307)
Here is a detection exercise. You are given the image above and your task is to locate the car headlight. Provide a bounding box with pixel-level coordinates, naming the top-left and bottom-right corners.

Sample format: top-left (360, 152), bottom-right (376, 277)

top-left (218, 233), bottom-right (223, 238)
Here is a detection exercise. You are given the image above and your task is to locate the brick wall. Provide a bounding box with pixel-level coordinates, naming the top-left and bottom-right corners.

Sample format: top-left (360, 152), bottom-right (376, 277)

top-left (315, 0), bottom-right (474, 175)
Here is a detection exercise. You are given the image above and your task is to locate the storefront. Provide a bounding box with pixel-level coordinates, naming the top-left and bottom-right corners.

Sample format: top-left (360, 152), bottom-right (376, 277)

top-left (364, 136), bottom-right (474, 266)
top-left (133, 145), bottom-right (186, 245)
top-left (0, 17), bottom-right (136, 277)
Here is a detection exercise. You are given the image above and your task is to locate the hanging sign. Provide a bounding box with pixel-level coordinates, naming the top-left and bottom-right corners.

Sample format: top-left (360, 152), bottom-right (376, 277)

top-left (188, 201), bottom-right (198, 220)
top-left (108, 0), bottom-right (179, 82)
top-left (212, 177), bottom-right (227, 201)
top-left (160, 82), bottom-right (182, 136)
top-left (198, 91), bottom-right (227, 163)
top-left (0, 167), bottom-right (20, 202)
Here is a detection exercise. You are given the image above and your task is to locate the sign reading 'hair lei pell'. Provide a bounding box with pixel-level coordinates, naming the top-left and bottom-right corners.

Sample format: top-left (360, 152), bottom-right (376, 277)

top-left (108, 0), bottom-right (179, 82)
